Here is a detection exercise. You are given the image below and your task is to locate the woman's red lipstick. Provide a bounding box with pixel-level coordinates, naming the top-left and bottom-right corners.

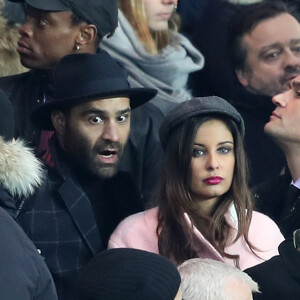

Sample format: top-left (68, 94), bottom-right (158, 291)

top-left (203, 176), bottom-right (223, 185)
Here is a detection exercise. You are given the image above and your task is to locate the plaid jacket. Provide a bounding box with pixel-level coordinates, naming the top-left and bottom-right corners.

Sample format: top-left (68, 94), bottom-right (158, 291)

top-left (17, 138), bottom-right (143, 300)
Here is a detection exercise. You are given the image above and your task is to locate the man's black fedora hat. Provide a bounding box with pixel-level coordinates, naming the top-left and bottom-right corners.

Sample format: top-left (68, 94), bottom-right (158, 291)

top-left (31, 51), bottom-right (157, 130)
top-left (9, 0), bottom-right (118, 38)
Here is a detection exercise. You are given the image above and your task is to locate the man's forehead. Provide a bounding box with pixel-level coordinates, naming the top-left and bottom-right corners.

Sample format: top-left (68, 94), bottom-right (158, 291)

top-left (245, 13), bottom-right (300, 43)
top-left (242, 14), bottom-right (300, 57)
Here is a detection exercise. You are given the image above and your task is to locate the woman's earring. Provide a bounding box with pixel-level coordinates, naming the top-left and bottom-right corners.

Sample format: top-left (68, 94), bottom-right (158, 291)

top-left (174, 3), bottom-right (177, 12)
top-left (75, 44), bottom-right (80, 51)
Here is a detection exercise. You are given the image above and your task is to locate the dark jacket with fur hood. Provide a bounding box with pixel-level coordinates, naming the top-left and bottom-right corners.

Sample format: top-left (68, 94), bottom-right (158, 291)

top-left (0, 136), bottom-right (58, 300)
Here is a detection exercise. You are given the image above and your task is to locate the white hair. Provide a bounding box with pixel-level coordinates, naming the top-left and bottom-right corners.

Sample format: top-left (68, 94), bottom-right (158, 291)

top-left (178, 259), bottom-right (259, 300)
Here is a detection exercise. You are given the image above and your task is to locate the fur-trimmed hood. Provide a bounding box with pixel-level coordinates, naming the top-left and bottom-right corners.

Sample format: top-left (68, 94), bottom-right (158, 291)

top-left (0, 136), bottom-right (43, 198)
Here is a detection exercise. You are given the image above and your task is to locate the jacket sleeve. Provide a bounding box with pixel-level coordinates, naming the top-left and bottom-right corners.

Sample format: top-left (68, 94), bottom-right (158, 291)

top-left (0, 207), bottom-right (57, 300)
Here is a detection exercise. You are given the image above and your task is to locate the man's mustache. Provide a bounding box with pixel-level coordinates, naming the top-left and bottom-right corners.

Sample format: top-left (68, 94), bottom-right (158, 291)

top-left (95, 141), bottom-right (123, 154)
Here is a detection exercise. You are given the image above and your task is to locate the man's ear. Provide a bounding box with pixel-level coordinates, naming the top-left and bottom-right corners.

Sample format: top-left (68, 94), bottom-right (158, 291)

top-left (51, 110), bottom-right (66, 137)
top-left (76, 24), bottom-right (97, 48)
top-left (236, 68), bottom-right (250, 88)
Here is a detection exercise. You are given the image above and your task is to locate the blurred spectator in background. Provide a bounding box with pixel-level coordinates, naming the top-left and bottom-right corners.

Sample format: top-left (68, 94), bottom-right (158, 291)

top-left (0, 0), bottom-right (27, 76)
top-left (101, 0), bottom-right (204, 116)
top-left (177, 0), bottom-right (210, 38)
top-left (177, 0), bottom-right (261, 38)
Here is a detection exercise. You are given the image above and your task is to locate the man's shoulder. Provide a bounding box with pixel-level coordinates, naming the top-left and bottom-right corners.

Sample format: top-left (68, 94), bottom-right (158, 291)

top-left (0, 71), bottom-right (33, 96)
top-left (0, 71), bottom-right (31, 85)
top-left (252, 167), bottom-right (292, 193)
top-left (230, 85), bottom-right (273, 116)
top-left (253, 170), bottom-right (290, 201)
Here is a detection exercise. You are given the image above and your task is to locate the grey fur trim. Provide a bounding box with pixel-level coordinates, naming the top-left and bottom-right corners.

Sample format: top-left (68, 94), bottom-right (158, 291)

top-left (0, 137), bottom-right (43, 198)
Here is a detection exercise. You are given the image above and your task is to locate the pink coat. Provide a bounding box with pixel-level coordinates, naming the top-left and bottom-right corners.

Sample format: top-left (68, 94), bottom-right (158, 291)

top-left (108, 206), bottom-right (284, 270)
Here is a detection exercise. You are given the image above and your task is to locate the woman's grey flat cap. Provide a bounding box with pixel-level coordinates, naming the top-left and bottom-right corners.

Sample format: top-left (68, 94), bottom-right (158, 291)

top-left (159, 96), bottom-right (245, 149)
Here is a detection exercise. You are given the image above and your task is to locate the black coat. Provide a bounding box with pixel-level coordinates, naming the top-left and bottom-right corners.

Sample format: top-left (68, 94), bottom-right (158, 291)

top-left (253, 169), bottom-right (300, 239)
top-left (0, 188), bottom-right (57, 300)
top-left (0, 136), bottom-right (57, 300)
top-left (16, 138), bottom-right (144, 300)
top-left (245, 240), bottom-right (300, 300)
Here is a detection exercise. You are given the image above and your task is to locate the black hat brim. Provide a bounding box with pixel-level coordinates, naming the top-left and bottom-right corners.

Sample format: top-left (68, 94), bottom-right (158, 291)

top-left (31, 88), bottom-right (157, 130)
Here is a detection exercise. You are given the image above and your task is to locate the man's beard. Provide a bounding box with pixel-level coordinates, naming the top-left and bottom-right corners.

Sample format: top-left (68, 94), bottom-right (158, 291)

top-left (63, 131), bottom-right (125, 179)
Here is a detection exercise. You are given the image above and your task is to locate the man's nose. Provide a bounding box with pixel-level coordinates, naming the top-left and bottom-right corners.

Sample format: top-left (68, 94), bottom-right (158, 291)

top-left (283, 50), bottom-right (300, 70)
top-left (19, 19), bottom-right (33, 37)
top-left (101, 122), bottom-right (120, 142)
top-left (272, 91), bottom-right (289, 107)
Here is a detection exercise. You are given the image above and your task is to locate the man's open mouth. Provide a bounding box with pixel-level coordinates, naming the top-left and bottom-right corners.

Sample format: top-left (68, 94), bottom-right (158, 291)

top-left (98, 150), bottom-right (119, 163)
top-left (100, 150), bottom-right (117, 157)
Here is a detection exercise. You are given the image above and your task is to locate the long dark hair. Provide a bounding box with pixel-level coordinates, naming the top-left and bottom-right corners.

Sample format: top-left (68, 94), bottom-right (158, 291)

top-left (155, 115), bottom-right (254, 266)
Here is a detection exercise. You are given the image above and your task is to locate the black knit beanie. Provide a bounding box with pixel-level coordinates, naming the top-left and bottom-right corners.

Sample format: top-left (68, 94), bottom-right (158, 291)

top-left (0, 89), bottom-right (14, 141)
top-left (78, 248), bottom-right (181, 300)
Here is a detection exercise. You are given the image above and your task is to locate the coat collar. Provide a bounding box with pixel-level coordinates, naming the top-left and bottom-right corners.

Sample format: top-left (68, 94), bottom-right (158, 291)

top-left (183, 212), bottom-right (224, 262)
top-left (183, 203), bottom-right (239, 262)
top-left (58, 177), bottom-right (103, 254)
top-left (42, 135), bottom-right (103, 253)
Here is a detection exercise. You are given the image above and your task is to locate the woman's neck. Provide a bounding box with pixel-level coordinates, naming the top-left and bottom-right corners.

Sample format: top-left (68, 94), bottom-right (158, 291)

top-left (191, 195), bottom-right (219, 216)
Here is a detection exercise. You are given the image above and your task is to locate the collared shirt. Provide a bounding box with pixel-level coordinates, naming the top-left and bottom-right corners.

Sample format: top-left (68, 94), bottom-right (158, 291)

top-left (292, 178), bottom-right (300, 190)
